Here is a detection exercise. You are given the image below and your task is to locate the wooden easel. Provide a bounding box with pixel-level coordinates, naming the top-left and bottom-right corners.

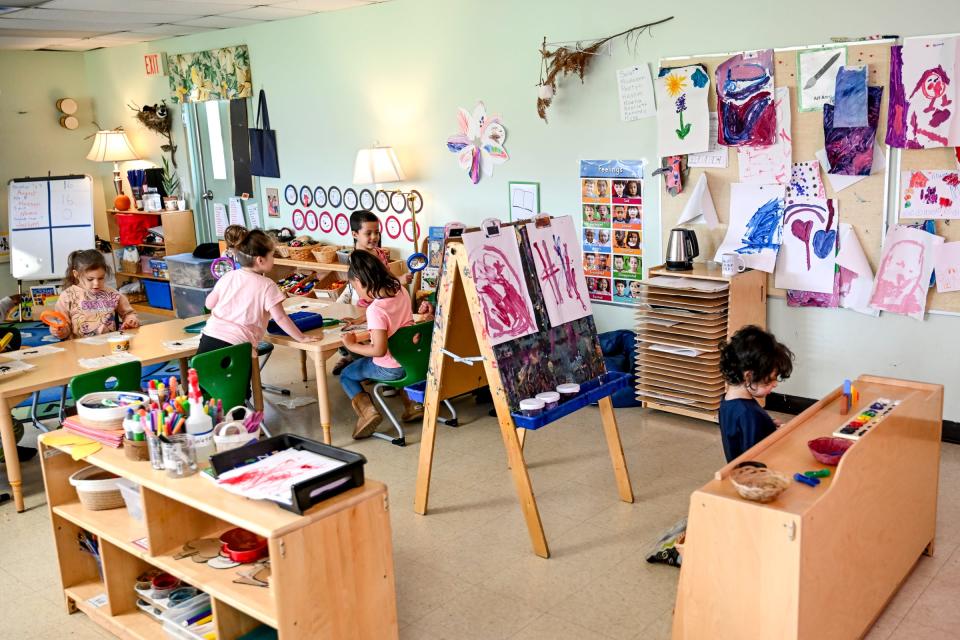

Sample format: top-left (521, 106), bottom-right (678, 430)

top-left (414, 226), bottom-right (634, 558)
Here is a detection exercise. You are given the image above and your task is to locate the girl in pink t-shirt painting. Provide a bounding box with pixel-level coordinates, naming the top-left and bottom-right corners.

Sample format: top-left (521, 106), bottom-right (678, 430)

top-left (199, 230), bottom-right (317, 394)
top-left (340, 250), bottom-right (420, 439)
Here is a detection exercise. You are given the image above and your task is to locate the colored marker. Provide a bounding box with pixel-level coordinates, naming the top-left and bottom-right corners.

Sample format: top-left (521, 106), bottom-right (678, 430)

top-left (803, 469), bottom-right (830, 478)
top-left (794, 473), bottom-right (820, 487)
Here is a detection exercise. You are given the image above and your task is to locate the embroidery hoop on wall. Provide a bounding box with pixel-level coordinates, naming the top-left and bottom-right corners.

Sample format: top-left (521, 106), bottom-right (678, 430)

top-left (384, 215), bottom-right (402, 239)
top-left (328, 186), bottom-right (343, 208)
top-left (313, 186), bottom-right (327, 208)
top-left (359, 189), bottom-right (374, 210)
top-left (374, 190), bottom-right (390, 212)
top-left (284, 185), bottom-right (297, 205)
top-left (291, 208), bottom-right (306, 230)
top-left (343, 188), bottom-right (358, 210)
top-left (299, 185), bottom-right (312, 207)
top-left (304, 209), bottom-right (318, 232)
top-left (334, 212), bottom-right (349, 235)
top-left (319, 211), bottom-right (334, 233)
top-left (402, 218), bottom-right (421, 243)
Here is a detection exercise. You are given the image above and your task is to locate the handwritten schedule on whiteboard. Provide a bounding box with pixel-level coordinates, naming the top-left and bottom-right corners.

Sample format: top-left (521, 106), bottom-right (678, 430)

top-left (9, 181), bottom-right (48, 229)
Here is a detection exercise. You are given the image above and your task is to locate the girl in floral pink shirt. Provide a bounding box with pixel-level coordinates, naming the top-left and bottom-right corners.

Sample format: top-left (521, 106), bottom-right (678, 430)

top-left (51, 250), bottom-right (139, 339)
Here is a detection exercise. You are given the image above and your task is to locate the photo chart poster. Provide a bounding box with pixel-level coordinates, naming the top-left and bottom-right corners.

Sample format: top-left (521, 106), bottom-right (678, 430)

top-left (580, 160), bottom-right (643, 305)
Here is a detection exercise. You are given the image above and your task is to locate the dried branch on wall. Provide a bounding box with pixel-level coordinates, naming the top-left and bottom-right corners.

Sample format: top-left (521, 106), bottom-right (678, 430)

top-left (128, 101), bottom-right (178, 168)
top-left (537, 16), bottom-right (674, 122)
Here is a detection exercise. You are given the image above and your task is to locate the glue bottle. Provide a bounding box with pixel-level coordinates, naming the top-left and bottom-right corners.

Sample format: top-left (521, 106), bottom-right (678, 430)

top-left (184, 369), bottom-right (215, 465)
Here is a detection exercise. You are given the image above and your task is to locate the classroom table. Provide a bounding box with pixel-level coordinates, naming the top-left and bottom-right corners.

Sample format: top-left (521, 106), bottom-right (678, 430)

top-left (0, 318), bottom-right (201, 513)
top-left (265, 297), bottom-right (364, 445)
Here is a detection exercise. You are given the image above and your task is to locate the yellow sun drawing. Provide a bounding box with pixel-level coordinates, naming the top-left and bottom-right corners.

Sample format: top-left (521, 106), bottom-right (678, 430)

top-left (664, 73), bottom-right (688, 98)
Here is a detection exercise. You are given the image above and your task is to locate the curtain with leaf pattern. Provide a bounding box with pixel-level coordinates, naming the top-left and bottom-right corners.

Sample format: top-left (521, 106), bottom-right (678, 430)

top-left (167, 45), bottom-right (252, 103)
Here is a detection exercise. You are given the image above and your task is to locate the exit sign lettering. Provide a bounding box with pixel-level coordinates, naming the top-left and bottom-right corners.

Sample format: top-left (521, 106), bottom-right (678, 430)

top-left (144, 53), bottom-right (164, 77)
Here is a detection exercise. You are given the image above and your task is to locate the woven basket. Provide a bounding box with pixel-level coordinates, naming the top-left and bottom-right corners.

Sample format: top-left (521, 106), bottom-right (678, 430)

top-left (729, 466), bottom-right (790, 503)
top-left (274, 243), bottom-right (291, 258)
top-left (70, 466), bottom-right (125, 510)
top-left (311, 246), bottom-right (338, 264)
top-left (287, 245), bottom-right (316, 262)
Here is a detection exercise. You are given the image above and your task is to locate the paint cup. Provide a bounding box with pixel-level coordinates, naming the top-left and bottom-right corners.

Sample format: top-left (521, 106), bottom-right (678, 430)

top-left (556, 383), bottom-right (580, 402)
top-left (108, 334), bottom-right (131, 353)
top-left (535, 391), bottom-right (560, 410)
top-left (519, 398), bottom-right (545, 417)
top-left (721, 253), bottom-right (747, 277)
top-left (161, 434), bottom-right (197, 478)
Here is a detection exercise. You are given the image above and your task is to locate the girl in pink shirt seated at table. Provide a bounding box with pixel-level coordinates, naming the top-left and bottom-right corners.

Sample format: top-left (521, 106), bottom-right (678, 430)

top-left (339, 250), bottom-right (421, 439)
top-left (199, 230), bottom-right (317, 392)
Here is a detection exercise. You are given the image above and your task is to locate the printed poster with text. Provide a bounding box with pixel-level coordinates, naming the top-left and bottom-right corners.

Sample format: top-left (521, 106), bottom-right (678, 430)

top-left (580, 159), bottom-right (643, 305)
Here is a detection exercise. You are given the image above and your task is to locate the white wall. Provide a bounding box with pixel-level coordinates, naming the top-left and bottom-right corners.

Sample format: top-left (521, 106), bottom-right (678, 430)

top-left (16, 0), bottom-right (960, 417)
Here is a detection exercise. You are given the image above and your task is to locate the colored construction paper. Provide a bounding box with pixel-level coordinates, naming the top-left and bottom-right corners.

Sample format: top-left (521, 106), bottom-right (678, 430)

top-left (934, 241), bottom-right (960, 293)
top-left (716, 49), bottom-right (776, 147)
top-left (798, 46), bottom-right (846, 111)
top-left (775, 197), bottom-right (839, 294)
top-left (656, 64), bottom-right (711, 156)
top-left (832, 66), bottom-right (868, 128)
top-left (869, 225), bottom-right (943, 320)
top-left (899, 170), bottom-right (960, 220)
top-left (714, 183), bottom-right (786, 273)
top-left (737, 87), bottom-right (792, 184)
top-left (886, 37), bottom-right (960, 149)
top-left (835, 223), bottom-right (880, 316)
top-left (824, 86), bottom-right (883, 175)
top-left (462, 223), bottom-right (538, 345)
top-left (525, 216), bottom-right (591, 327)
top-left (787, 160), bottom-right (826, 198)
top-left (677, 174), bottom-right (719, 228)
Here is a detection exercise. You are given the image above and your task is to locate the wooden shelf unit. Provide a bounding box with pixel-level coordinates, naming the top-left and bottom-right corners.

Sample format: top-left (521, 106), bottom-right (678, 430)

top-left (106, 209), bottom-right (196, 317)
top-left (271, 250), bottom-right (405, 299)
top-left (39, 434), bottom-right (399, 639)
top-left (635, 263), bottom-right (767, 423)
top-left (673, 376), bottom-right (943, 640)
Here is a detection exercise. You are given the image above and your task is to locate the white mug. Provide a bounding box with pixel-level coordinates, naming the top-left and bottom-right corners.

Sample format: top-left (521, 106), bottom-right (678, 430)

top-left (721, 253), bottom-right (746, 277)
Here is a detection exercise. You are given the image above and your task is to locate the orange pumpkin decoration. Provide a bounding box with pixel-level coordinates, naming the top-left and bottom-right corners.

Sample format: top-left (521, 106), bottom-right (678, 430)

top-left (114, 194), bottom-right (131, 211)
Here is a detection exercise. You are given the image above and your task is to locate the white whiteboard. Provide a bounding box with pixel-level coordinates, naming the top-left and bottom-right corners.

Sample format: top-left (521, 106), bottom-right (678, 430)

top-left (8, 175), bottom-right (94, 280)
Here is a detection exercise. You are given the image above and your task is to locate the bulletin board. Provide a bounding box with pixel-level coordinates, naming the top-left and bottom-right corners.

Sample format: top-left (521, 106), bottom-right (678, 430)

top-left (895, 33), bottom-right (960, 315)
top-left (658, 41), bottom-right (894, 299)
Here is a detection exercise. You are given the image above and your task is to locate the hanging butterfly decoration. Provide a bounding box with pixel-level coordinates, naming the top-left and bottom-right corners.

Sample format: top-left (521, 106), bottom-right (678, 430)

top-left (445, 102), bottom-right (509, 184)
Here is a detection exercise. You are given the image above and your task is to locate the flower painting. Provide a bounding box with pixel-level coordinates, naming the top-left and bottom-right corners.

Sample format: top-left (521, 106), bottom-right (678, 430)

top-left (446, 102), bottom-right (509, 184)
top-left (655, 64), bottom-right (710, 157)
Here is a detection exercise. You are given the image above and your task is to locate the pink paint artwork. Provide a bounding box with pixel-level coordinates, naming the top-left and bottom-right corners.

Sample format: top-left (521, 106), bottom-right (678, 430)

top-left (525, 215), bottom-right (592, 327)
top-left (869, 225), bottom-right (943, 320)
top-left (737, 87), bottom-right (792, 184)
top-left (933, 241), bottom-right (960, 293)
top-left (886, 37), bottom-right (960, 149)
top-left (462, 225), bottom-right (538, 346)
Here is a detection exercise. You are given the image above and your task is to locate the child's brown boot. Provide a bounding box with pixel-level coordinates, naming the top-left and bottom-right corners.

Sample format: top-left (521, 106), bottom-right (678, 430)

top-left (351, 392), bottom-right (382, 439)
top-left (400, 393), bottom-right (424, 423)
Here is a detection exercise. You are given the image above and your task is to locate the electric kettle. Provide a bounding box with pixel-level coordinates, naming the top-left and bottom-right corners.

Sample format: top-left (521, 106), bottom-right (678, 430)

top-left (665, 228), bottom-right (699, 271)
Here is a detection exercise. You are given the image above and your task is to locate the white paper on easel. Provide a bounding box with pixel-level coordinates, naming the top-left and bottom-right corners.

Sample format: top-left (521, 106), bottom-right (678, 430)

top-left (214, 203), bottom-right (228, 237)
top-left (677, 174), bottom-right (719, 228)
top-left (815, 145), bottom-right (884, 192)
top-left (835, 223), bottom-right (880, 316)
top-left (228, 197), bottom-right (245, 225)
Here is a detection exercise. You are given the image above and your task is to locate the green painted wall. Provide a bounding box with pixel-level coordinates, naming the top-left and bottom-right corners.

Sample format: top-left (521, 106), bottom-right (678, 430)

top-left (6, 0), bottom-right (960, 416)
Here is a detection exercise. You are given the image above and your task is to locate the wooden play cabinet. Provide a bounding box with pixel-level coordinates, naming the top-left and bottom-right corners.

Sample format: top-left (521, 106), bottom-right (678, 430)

top-left (672, 376), bottom-right (943, 640)
top-left (39, 434), bottom-right (398, 639)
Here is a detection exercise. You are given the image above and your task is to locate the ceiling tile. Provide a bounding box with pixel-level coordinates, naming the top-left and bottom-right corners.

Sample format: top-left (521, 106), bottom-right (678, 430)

top-left (218, 6), bottom-right (311, 20)
top-left (40, 0), bottom-right (256, 16)
top-left (172, 15), bottom-right (258, 29)
top-left (95, 31), bottom-right (168, 42)
top-left (0, 1), bottom-right (49, 7)
top-left (0, 26), bottom-right (104, 37)
top-left (272, 0), bottom-right (374, 11)
top-left (0, 17), bottom-right (140, 31)
top-left (134, 23), bottom-right (213, 36)
top-left (10, 8), bottom-right (194, 24)
top-left (0, 34), bottom-right (71, 49)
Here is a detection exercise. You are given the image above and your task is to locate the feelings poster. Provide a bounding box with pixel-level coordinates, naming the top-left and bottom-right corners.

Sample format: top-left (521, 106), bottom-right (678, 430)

top-left (580, 160), bottom-right (643, 305)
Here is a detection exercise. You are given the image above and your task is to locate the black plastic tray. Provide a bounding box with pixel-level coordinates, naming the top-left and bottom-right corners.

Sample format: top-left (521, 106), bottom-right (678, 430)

top-left (209, 434), bottom-right (366, 514)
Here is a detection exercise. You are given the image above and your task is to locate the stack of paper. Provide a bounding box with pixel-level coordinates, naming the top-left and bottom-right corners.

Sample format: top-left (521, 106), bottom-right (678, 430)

top-left (62, 416), bottom-right (124, 448)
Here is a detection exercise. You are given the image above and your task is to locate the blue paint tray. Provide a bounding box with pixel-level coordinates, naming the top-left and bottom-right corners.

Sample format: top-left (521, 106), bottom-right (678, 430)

top-left (267, 311), bottom-right (325, 336)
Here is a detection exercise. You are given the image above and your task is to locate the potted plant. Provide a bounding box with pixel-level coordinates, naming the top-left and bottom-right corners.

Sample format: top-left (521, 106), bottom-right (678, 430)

top-left (161, 156), bottom-right (181, 210)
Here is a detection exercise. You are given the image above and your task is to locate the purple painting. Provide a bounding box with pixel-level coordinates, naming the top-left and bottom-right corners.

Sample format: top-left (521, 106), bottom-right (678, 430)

top-left (786, 268), bottom-right (840, 308)
top-left (886, 38), bottom-right (959, 149)
top-left (716, 49), bottom-right (777, 147)
top-left (824, 86), bottom-right (883, 176)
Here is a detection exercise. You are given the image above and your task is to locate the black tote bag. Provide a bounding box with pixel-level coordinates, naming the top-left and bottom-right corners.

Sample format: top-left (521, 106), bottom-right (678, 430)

top-left (249, 89), bottom-right (280, 178)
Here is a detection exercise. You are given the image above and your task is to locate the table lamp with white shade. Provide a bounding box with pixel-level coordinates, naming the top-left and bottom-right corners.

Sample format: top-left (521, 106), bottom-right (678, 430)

top-left (353, 145), bottom-right (423, 261)
top-left (86, 128), bottom-right (138, 197)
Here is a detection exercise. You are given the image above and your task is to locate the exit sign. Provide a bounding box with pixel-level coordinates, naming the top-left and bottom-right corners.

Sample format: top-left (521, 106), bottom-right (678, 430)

top-left (144, 53), bottom-right (166, 77)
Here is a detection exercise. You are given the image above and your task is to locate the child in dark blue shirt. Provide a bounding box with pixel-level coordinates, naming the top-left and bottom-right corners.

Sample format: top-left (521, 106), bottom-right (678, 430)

top-left (718, 325), bottom-right (795, 462)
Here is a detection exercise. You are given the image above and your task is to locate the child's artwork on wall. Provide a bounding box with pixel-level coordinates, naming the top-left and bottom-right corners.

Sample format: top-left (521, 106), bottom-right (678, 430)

top-left (786, 160), bottom-right (826, 198)
top-left (786, 271), bottom-right (839, 308)
top-left (832, 66), bottom-right (869, 128)
top-left (899, 170), bottom-right (960, 220)
top-left (716, 49), bottom-right (776, 147)
top-left (713, 183), bottom-right (785, 273)
top-left (508, 181), bottom-right (540, 221)
top-left (580, 159), bottom-right (643, 304)
top-left (934, 241), bottom-right (960, 293)
top-left (462, 223), bottom-right (538, 345)
top-left (815, 144), bottom-right (884, 192)
top-left (446, 102), bottom-right (509, 184)
top-left (737, 87), bottom-right (792, 184)
top-left (687, 113), bottom-right (729, 168)
top-left (655, 64), bottom-right (710, 157)
top-left (886, 37), bottom-right (960, 149)
top-left (525, 216), bottom-right (591, 327)
top-left (824, 86), bottom-right (883, 175)
top-left (677, 174), bottom-right (719, 228)
top-left (869, 225), bottom-right (943, 320)
top-left (775, 197), bottom-right (838, 294)
top-left (798, 46), bottom-right (846, 112)
top-left (836, 223), bottom-right (880, 316)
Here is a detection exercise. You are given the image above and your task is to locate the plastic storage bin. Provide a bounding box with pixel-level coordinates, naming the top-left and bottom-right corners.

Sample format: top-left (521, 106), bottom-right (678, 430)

top-left (166, 253), bottom-right (217, 288)
top-left (116, 478), bottom-right (144, 521)
top-left (161, 593), bottom-right (213, 640)
top-left (143, 279), bottom-right (173, 310)
top-left (172, 284), bottom-right (213, 319)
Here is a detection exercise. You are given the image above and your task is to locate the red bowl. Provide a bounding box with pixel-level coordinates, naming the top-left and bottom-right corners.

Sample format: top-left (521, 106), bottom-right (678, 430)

top-left (807, 437), bottom-right (853, 465)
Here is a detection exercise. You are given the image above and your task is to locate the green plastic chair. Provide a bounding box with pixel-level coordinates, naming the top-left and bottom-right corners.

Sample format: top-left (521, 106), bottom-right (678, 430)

top-left (189, 343), bottom-right (251, 414)
top-left (370, 321), bottom-right (457, 447)
top-left (66, 361), bottom-right (143, 427)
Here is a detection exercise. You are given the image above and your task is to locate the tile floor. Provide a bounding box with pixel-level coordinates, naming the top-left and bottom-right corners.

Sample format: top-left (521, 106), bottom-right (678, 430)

top-left (1, 348), bottom-right (959, 639)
